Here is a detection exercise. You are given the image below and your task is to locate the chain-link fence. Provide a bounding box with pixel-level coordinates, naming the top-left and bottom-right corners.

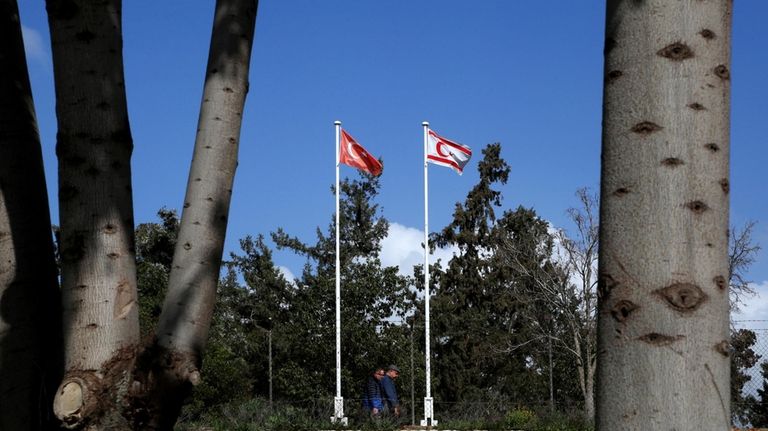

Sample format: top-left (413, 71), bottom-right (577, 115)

top-left (733, 320), bottom-right (768, 428)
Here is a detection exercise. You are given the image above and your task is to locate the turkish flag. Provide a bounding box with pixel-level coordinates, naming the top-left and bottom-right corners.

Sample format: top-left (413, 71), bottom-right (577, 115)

top-left (339, 129), bottom-right (383, 176)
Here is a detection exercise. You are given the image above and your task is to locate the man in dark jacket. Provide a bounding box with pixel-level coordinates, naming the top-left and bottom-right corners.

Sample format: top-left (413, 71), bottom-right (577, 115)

top-left (381, 365), bottom-right (401, 418)
top-left (362, 367), bottom-right (385, 417)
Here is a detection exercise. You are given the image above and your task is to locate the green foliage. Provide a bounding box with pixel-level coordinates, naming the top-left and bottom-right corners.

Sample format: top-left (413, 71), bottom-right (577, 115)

top-left (136, 145), bottom-right (599, 426)
top-left (505, 408), bottom-right (536, 428)
top-left (429, 144), bottom-right (554, 404)
top-left (270, 173), bottom-right (415, 402)
top-left (530, 410), bottom-right (593, 431)
top-left (183, 339), bottom-right (253, 417)
top-left (135, 208), bottom-right (178, 335)
top-left (177, 398), bottom-right (324, 431)
top-left (731, 329), bottom-right (760, 424)
top-left (747, 361), bottom-right (768, 427)
top-left (436, 407), bottom-right (593, 431)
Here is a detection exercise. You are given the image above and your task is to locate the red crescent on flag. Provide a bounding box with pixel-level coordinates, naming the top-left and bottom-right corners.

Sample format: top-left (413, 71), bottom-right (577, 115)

top-left (436, 142), bottom-right (450, 157)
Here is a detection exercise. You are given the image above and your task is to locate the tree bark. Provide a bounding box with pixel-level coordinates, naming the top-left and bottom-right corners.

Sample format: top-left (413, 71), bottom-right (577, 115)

top-left (46, 0), bottom-right (139, 428)
top-left (0, 1), bottom-right (62, 429)
top-left (596, 1), bottom-right (731, 429)
top-left (152, 0), bottom-right (258, 427)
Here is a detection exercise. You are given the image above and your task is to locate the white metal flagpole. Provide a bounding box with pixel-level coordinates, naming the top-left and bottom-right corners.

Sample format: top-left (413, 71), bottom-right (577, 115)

top-left (332, 120), bottom-right (347, 425)
top-left (421, 121), bottom-right (437, 427)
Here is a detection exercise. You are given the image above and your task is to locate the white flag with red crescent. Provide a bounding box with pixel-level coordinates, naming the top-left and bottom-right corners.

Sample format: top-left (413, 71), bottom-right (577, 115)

top-left (426, 129), bottom-right (472, 175)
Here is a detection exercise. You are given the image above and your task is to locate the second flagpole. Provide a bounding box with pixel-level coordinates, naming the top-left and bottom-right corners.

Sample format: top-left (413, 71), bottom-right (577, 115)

top-left (421, 121), bottom-right (436, 427)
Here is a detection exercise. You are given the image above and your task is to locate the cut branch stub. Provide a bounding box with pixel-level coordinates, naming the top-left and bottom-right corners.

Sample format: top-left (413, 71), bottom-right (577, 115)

top-left (661, 157), bottom-right (684, 168)
top-left (598, 272), bottom-right (619, 301)
top-left (685, 200), bottom-right (709, 214)
top-left (606, 70), bottom-right (624, 83)
top-left (613, 187), bottom-right (631, 197)
top-left (699, 29), bottom-right (716, 40)
top-left (713, 275), bottom-right (727, 291)
top-left (654, 283), bottom-right (707, 313)
top-left (610, 299), bottom-right (638, 322)
top-left (714, 64), bottom-right (730, 81)
top-left (719, 178), bottom-right (729, 194)
top-left (631, 121), bottom-right (662, 135)
top-left (638, 333), bottom-right (685, 346)
top-left (705, 143), bottom-right (720, 153)
top-left (714, 340), bottom-right (730, 357)
top-left (53, 375), bottom-right (99, 429)
top-left (657, 42), bottom-right (694, 61)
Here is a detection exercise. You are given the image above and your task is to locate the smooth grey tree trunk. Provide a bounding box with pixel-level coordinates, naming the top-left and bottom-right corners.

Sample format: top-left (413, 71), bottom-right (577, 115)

top-left (0, 1), bottom-right (62, 429)
top-left (46, 0), bottom-right (139, 428)
top-left (596, 1), bottom-right (731, 430)
top-left (152, 0), bottom-right (257, 427)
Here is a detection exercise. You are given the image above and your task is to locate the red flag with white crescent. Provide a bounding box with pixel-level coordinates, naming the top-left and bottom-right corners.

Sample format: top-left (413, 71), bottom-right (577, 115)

top-left (339, 129), bottom-right (382, 176)
top-left (427, 129), bottom-right (472, 175)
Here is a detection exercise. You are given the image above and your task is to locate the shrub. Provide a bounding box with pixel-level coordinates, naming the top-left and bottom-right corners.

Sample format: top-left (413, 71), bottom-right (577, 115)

top-left (505, 408), bottom-right (537, 428)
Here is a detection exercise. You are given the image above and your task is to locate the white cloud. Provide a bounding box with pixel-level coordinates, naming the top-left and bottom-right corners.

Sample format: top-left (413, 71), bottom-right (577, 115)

top-left (379, 222), bottom-right (458, 277)
top-left (277, 265), bottom-right (296, 284)
top-left (733, 280), bottom-right (768, 323)
top-left (21, 25), bottom-right (46, 63)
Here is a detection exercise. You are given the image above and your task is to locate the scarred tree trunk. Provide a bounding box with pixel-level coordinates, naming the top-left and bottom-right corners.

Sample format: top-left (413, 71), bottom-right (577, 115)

top-left (0, 1), bottom-right (62, 429)
top-left (596, 1), bottom-right (731, 430)
top-left (150, 0), bottom-right (257, 427)
top-left (46, 0), bottom-right (139, 428)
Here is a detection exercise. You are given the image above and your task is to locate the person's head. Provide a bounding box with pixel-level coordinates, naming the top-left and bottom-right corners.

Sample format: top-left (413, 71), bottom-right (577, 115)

top-left (373, 367), bottom-right (385, 381)
top-left (386, 365), bottom-right (400, 379)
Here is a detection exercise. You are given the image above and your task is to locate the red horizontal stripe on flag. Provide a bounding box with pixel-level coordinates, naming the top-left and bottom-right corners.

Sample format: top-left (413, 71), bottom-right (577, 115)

top-left (429, 130), bottom-right (471, 156)
top-left (427, 154), bottom-right (461, 170)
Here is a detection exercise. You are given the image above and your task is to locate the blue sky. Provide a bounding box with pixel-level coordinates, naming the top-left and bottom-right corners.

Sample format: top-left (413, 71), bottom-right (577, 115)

top-left (16, 1), bottom-right (768, 319)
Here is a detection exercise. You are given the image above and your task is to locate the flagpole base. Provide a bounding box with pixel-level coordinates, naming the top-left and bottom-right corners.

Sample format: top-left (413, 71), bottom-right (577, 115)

top-left (420, 397), bottom-right (437, 427)
top-left (330, 397), bottom-right (348, 426)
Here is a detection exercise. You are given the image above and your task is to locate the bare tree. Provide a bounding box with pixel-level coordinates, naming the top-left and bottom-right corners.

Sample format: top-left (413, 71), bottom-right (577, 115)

top-left (502, 188), bottom-right (598, 419)
top-left (0, 1), bottom-right (61, 429)
top-left (556, 189), bottom-right (599, 420)
top-left (597, 1), bottom-right (732, 429)
top-left (728, 220), bottom-right (761, 312)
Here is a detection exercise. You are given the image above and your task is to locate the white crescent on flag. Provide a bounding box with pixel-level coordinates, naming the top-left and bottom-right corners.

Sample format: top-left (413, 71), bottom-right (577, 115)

top-left (426, 129), bottom-right (472, 175)
top-left (339, 129), bottom-right (382, 176)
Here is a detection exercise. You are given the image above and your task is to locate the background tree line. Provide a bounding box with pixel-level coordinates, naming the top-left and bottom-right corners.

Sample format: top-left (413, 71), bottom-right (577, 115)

top-left (131, 143), bottom-right (766, 429)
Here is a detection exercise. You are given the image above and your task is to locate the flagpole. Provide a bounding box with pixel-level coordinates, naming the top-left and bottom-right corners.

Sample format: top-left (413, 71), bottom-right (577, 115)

top-left (421, 121), bottom-right (436, 427)
top-left (332, 120), bottom-right (347, 425)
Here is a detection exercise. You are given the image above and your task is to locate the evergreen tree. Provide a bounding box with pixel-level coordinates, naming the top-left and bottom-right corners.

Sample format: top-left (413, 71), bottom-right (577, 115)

top-left (135, 209), bottom-right (179, 335)
top-left (224, 235), bottom-right (293, 399)
top-left (748, 361), bottom-right (768, 427)
top-left (271, 173), bottom-right (415, 403)
top-left (431, 144), bottom-right (550, 406)
top-left (731, 329), bottom-right (760, 424)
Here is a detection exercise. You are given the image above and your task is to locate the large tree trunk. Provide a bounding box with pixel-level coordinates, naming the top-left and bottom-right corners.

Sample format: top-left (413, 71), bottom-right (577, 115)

top-left (596, 1), bottom-right (731, 430)
top-left (0, 1), bottom-right (62, 429)
top-left (151, 0), bottom-right (257, 427)
top-left (46, 0), bottom-right (139, 428)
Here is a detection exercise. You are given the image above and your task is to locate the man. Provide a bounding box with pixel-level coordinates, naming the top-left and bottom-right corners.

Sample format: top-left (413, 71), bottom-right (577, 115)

top-left (380, 365), bottom-right (401, 418)
top-left (362, 367), bottom-right (385, 417)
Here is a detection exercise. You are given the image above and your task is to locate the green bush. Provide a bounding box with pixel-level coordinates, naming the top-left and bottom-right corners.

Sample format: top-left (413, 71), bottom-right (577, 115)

top-left (532, 410), bottom-right (593, 431)
top-left (505, 407), bottom-right (537, 428)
